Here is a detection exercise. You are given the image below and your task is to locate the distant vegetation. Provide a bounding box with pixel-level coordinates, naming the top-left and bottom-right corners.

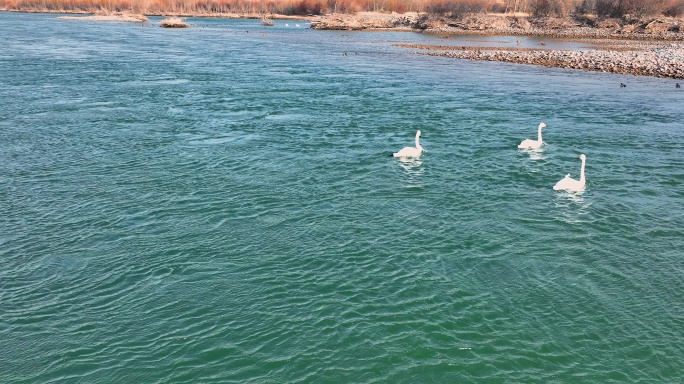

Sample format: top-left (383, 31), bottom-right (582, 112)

top-left (1, 0), bottom-right (683, 18)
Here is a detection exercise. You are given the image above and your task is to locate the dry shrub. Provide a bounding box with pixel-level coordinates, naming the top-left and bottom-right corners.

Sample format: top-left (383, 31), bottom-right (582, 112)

top-left (295, 0), bottom-right (322, 14)
top-left (592, 0), bottom-right (671, 17)
top-left (594, 0), bottom-right (623, 17)
top-left (425, 0), bottom-right (493, 17)
top-left (385, 0), bottom-right (410, 12)
top-left (574, 0), bottom-right (594, 14)
top-left (529, 0), bottom-right (575, 17)
top-left (5, 0), bottom-right (681, 17)
top-left (629, 0), bottom-right (670, 16)
top-left (663, 0), bottom-right (684, 16)
top-left (2, 0), bottom-right (20, 8)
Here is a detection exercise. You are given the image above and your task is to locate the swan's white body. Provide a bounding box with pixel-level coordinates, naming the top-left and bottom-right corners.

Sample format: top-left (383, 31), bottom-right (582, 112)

top-left (553, 154), bottom-right (587, 192)
top-left (518, 122), bottom-right (546, 149)
top-left (393, 130), bottom-right (424, 158)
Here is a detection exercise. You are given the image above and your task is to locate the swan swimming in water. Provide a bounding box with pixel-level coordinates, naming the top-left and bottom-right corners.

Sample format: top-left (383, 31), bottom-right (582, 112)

top-left (553, 154), bottom-right (587, 192)
top-left (518, 122), bottom-right (546, 150)
top-left (392, 130), bottom-right (423, 158)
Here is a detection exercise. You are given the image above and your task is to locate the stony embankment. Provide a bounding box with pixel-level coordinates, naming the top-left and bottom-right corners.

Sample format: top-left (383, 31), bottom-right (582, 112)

top-left (311, 13), bottom-right (684, 41)
top-left (417, 14), bottom-right (684, 41)
top-left (310, 12), bottom-right (419, 31)
top-left (399, 43), bottom-right (684, 79)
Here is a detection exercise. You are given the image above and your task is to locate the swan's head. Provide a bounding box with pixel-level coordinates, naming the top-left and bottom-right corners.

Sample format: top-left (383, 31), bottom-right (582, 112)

top-left (539, 122), bottom-right (547, 129)
top-left (416, 130), bottom-right (422, 137)
top-left (579, 154), bottom-right (586, 161)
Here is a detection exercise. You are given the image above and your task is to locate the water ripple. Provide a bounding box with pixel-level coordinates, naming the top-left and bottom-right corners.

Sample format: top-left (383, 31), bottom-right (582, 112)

top-left (2, 12), bottom-right (684, 384)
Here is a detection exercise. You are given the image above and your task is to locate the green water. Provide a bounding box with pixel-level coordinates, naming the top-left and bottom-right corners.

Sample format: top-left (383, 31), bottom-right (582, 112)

top-left (1, 12), bottom-right (683, 383)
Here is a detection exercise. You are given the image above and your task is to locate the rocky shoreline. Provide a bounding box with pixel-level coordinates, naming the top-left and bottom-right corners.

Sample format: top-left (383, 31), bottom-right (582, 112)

top-left (399, 43), bottom-right (684, 79)
top-left (310, 13), bottom-right (684, 40)
top-left (310, 12), bottom-right (684, 79)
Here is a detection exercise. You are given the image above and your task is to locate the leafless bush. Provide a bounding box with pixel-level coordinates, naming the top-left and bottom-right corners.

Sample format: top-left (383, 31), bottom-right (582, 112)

top-left (529, 0), bottom-right (575, 17)
top-left (425, 0), bottom-right (493, 17)
top-left (629, 0), bottom-right (670, 16)
top-left (664, 0), bottom-right (684, 16)
top-left (574, 0), bottom-right (594, 14)
top-left (591, 0), bottom-right (670, 17)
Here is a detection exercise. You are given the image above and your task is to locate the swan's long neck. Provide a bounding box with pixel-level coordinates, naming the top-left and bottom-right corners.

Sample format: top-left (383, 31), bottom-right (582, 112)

top-left (579, 158), bottom-right (586, 183)
top-left (415, 133), bottom-right (421, 150)
top-left (537, 126), bottom-right (543, 143)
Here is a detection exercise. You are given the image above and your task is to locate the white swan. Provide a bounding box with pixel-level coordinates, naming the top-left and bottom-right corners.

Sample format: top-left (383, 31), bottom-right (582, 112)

top-left (518, 122), bottom-right (546, 149)
top-left (392, 130), bottom-right (423, 158)
top-left (553, 154), bottom-right (587, 192)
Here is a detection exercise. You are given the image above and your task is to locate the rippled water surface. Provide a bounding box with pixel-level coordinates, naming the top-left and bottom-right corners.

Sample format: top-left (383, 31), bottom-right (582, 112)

top-left (2, 12), bottom-right (684, 383)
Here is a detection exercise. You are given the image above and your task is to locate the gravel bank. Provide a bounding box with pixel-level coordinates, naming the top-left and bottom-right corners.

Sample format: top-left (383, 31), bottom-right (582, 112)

top-left (401, 43), bottom-right (684, 79)
top-left (57, 14), bottom-right (148, 22)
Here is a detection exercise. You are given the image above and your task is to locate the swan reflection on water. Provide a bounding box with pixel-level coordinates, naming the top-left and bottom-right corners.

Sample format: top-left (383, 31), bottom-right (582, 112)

top-left (519, 147), bottom-right (548, 174)
top-left (554, 189), bottom-right (592, 224)
top-left (397, 157), bottom-right (424, 187)
top-left (526, 148), bottom-right (547, 161)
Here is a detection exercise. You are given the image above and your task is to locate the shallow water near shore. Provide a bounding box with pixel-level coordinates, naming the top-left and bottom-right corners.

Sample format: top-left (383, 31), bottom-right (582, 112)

top-left (2, 12), bottom-right (684, 383)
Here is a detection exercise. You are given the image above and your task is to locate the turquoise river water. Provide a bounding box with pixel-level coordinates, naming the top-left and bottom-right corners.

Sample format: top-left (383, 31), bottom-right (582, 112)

top-left (1, 12), bottom-right (683, 383)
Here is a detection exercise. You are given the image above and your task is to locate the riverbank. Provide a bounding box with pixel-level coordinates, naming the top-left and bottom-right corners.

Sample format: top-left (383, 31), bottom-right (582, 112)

top-left (399, 42), bottom-right (684, 79)
top-left (3, 8), bottom-right (314, 20)
top-left (311, 12), bottom-right (684, 41)
top-left (309, 12), bottom-right (684, 79)
top-left (57, 13), bottom-right (148, 22)
top-left (11, 9), bottom-right (684, 79)
top-left (12, 8), bottom-right (684, 41)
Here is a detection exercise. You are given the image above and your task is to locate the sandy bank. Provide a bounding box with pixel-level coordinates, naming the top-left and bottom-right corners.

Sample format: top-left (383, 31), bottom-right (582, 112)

top-left (57, 14), bottom-right (148, 22)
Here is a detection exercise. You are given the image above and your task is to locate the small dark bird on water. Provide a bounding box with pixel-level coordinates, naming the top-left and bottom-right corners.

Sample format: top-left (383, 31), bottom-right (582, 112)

top-left (677, 83), bottom-right (681, 88)
top-left (620, 83), bottom-right (627, 87)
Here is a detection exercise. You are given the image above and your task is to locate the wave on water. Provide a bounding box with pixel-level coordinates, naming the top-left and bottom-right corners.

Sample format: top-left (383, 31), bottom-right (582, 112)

top-left (2, 12), bottom-right (684, 384)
